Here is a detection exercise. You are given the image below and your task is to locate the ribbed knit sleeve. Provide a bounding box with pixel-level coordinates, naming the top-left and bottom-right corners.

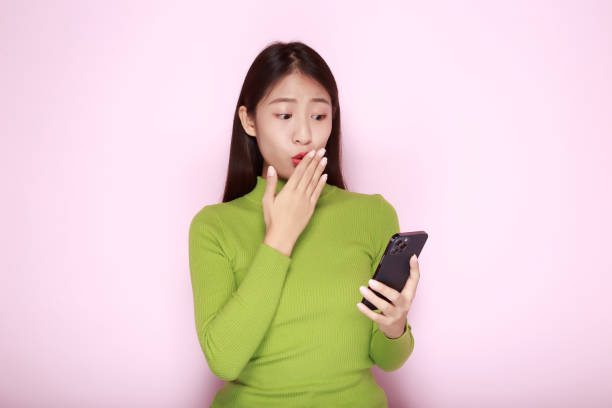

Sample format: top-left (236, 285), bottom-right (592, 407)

top-left (188, 207), bottom-right (292, 381)
top-left (368, 194), bottom-right (415, 372)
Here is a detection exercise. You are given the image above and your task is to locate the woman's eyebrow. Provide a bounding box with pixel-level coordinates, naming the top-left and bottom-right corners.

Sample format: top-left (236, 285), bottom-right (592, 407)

top-left (268, 97), bottom-right (330, 105)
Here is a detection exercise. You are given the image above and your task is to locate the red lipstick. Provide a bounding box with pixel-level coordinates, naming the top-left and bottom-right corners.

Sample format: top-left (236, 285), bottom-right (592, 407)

top-left (291, 151), bottom-right (310, 167)
top-left (292, 151), bottom-right (308, 160)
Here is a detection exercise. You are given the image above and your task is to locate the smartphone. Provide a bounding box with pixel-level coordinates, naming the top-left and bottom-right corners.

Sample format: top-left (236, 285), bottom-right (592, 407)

top-left (361, 231), bottom-right (428, 311)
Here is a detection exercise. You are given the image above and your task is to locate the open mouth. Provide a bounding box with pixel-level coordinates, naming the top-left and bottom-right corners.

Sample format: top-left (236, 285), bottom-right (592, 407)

top-left (291, 151), bottom-right (308, 167)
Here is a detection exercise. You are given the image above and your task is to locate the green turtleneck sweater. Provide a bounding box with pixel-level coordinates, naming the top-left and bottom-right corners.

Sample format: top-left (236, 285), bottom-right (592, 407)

top-left (188, 175), bottom-right (414, 407)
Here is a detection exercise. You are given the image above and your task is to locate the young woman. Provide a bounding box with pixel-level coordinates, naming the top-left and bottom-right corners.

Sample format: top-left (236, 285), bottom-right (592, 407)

top-left (189, 41), bottom-right (420, 407)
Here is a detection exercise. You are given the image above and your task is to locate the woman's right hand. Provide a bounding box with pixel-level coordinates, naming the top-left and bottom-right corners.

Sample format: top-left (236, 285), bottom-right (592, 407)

top-left (262, 147), bottom-right (328, 257)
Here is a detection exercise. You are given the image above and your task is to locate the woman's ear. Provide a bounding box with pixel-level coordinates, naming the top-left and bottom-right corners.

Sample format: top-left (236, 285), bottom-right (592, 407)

top-left (238, 106), bottom-right (256, 137)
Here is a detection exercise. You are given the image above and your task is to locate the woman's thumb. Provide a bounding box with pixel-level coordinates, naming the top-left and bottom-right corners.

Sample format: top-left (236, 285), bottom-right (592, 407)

top-left (263, 166), bottom-right (277, 205)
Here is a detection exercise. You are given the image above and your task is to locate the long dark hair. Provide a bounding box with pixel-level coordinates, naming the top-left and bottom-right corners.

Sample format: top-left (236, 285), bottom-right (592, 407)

top-left (221, 41), bottom-right (347, 203)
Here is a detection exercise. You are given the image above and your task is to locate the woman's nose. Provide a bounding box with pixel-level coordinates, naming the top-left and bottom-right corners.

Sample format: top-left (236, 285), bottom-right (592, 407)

top-left (293, 120), bottom-right (312, 144)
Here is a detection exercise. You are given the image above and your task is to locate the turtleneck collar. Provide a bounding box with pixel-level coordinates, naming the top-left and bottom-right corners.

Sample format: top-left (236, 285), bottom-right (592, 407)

top-left (244, 175), bottom-right (337, 206)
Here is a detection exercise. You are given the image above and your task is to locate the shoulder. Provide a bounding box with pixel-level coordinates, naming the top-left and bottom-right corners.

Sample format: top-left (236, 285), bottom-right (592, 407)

top-left (190, 199), bottom-right (248, 238)
top-left (372, 193), bottom-right (397, 216)
top-left (190, 203), bottom-right (222, 227)
top-left (329, 189), bottom-right (398, 236)
top-left (190, 199), bottom-right (244, 225)
top-left (189, 202), bottom-right (237, 243)
top-left (342, 189), bottom-right (399, 233)
top-left (333, 188), bottom-right (396, 216)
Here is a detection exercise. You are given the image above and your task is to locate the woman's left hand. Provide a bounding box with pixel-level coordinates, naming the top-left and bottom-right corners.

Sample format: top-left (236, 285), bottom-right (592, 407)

top-left (356, 254), bottom-right (420, 339)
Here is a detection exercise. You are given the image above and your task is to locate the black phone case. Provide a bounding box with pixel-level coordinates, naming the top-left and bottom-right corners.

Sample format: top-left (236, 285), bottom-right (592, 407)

top-left (361, 231), bottom-right (428, 311)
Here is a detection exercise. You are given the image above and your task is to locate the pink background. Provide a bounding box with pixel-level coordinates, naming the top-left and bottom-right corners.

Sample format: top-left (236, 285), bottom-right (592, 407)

top-left (2, 1), bottom-right (611, 407)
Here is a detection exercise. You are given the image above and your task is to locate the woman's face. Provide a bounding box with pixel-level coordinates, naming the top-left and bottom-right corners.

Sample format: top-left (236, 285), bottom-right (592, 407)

top-left (238, 71), bottom-right (333, 180)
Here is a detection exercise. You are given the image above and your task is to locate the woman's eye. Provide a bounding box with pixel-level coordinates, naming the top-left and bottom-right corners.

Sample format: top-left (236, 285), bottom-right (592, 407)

top-left (276, 114), bottom-right (327, 120)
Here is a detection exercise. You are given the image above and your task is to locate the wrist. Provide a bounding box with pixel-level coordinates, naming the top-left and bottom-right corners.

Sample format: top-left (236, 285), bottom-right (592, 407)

top-left (383, 322), bottom-right (407, 339)
top-left (264, 231), bottom-right (294, 257)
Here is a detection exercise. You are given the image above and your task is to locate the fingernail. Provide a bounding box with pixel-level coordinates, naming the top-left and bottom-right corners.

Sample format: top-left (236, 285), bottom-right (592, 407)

top-left (317, 148), bottom-right (326, 157)
top-left (411, 254), bottom-right (417, 262)
top-left (308, 150), bottom-right (315, 158)
top-left (368, 279), bottom-right (378, 287)
top-left (267, 166), bottom-right (275, 176)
